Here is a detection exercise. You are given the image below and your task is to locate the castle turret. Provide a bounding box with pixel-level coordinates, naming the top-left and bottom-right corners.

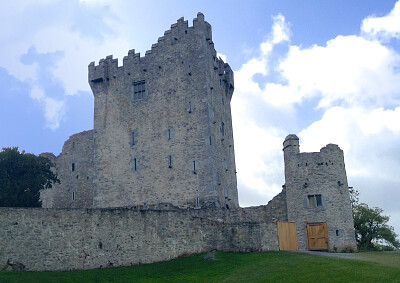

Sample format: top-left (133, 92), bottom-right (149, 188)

top-left (283, 135), bottom-right (356, 252)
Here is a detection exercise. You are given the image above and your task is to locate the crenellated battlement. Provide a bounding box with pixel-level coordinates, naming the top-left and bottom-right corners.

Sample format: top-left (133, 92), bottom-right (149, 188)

top-left (88, 12), bottom-right (222, 87)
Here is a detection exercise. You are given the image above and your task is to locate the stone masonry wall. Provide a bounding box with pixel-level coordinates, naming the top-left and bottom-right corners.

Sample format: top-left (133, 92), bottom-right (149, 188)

top-left (283, 135), bottom-right (356, 251)
top-left (89, 13), bottom-right (237, 209)
top-left (0, 206), bottom-right (280, 271)
top-left (40, 131), bottom-right (94, 208)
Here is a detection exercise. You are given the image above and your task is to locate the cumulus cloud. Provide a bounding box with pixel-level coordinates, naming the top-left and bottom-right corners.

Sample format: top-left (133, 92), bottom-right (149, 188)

top-left (233, 2), bottom-right (400, 233)
top-left (265, 35), bottom-right (400, 108)
top-left (233, 14), bottom-right (290, 206)
top-left (0, 0), bottom-right (130, 130)
top-left (362, 1), bottom-right (400, 40)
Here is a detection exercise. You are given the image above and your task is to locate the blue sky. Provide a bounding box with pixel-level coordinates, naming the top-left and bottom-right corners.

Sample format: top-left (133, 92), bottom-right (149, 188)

top-left (1, 0), bottom-right (400, 236)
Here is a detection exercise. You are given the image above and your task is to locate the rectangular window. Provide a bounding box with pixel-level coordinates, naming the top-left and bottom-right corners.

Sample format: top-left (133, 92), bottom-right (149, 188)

top-left (316, 194), bottom-right (322, 207)
top-left (308, 194), bottom-right (323, 208)
top-left (168, 155), bottom-right (172, 168)
top-left (193, 160), bottom-right (196, 173)
top-left (168, 129), bottom-right (171, 140)
top-left (133, 158), bottom-right (137, 171)
top-left (132, 81), bottom-right (147, 100)
top-left (72, 191), bottom-right (75, 201)
top-left (72, 163), bottom-right (75, 172)
top-left (131, 130), bottom-right (137, 146)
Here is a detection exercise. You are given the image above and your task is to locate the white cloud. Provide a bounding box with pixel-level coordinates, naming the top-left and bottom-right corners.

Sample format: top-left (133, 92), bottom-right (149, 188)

top-left (30, 85), bottom-right (66, 131)
top-left (43, 97), bottom-right (66, 130)
top-left (271, 14), bottom-right (290, 44)
top-left (266, 35), bottom-right (400, 108)
top-left (232, 4), bottom-right (400, 235)
top-left (361, 1), bottom-right (400, 40)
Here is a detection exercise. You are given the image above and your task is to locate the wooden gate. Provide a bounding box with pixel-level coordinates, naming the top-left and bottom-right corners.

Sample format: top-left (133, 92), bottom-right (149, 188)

top-left (306, 223), bottom-right (328, 250)
top-left (277, 221), bottom-right (298, 251)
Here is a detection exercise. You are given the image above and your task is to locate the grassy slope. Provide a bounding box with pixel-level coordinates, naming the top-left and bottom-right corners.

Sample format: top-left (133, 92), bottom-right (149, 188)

top-left (1, 251), bottom-right (400, 283)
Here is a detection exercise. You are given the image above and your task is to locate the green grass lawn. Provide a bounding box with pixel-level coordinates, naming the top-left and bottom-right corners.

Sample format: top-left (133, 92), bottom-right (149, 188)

top-left (1, 251), bottom-right (400, 283)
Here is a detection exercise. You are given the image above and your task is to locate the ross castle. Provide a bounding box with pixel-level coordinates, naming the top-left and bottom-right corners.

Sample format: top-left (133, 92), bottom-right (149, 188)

top-left (0, 13), bottom-right (356, 271)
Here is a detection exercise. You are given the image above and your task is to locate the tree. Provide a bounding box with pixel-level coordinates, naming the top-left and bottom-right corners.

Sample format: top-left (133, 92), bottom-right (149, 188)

top-left (0, 147), bottom-right (59, 207)
top-left (350, 188), bottom-right (399, 250)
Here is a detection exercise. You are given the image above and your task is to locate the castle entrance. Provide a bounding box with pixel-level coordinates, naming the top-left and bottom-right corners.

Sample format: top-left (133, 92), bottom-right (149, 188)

top-left (277, 221), bottom-right (298, 251)
top-left (306, 222), bottom-right (328, 250)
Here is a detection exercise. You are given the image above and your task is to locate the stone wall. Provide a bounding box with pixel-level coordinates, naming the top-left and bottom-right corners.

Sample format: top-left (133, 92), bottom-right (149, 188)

top-left (283, 135), bottom-right (356, 251)
top-left (84, 13), bottom-right (237, 209)
top-left (0, 206), bottom-right (280, 271)
top-left (40, 130), bottom-right (93, 208)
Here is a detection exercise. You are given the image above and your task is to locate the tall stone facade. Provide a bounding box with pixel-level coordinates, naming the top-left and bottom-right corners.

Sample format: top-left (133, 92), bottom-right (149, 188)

top-left (283, 134), bottom-right (356, 251)
top-left (30, 14), bottom-right (357, 270)
top-left (40, 130), bottom-right (94, 208)
top-left (41, 13), bottom-right (238, 209)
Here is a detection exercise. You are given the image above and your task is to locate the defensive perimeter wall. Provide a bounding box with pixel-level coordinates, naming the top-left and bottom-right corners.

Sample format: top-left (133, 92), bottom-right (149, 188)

top-left (0, 192), bottom-right (286, 271)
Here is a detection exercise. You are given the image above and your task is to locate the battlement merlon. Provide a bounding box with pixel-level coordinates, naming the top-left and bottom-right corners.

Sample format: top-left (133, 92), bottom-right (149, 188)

top-left (88, 13), bottom-right (218, 89)
top-left (223, 63), bottom-right (234, 100)
top-left (88, 55), bottom-right (118, 88)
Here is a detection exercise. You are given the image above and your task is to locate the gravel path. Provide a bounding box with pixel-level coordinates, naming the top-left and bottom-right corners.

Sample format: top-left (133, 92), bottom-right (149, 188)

top-left (290, 250), bottom-right (363, 260)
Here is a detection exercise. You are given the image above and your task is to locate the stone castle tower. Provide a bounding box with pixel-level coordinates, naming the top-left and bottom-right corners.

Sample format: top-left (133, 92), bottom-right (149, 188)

top-left (283, 135), bottom-right (356, 251)
top-left (41, 13), bottom-right (238, 209)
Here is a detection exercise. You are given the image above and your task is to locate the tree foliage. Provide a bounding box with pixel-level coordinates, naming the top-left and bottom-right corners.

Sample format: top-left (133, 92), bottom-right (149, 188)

top-left (0, 147), bottom-right (59, 207)
top-left (350, 188), bottom-right (399, 250)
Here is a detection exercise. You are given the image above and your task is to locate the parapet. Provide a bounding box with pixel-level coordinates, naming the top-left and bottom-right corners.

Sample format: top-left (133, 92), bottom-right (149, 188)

top-left (283, 134), bottom-right (300, 154)
top-left (88, 13), bottom-right (218, 87)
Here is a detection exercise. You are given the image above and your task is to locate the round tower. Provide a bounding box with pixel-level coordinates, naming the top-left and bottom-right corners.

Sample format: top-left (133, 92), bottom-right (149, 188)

top-left (283, 134), bottom-right (299, 155)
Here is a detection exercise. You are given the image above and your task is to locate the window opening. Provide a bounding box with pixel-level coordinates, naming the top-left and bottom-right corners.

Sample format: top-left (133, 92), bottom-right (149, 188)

top-left (168, 129), bottom-right (171, 140)
top-left (72, 163), bottom-right (75, 172)
top-left (188, 102), bottom-right (192, 113)
top-left (131, 131), bottom-right (136, 146)
top-left (168, 155), bottom-right (172, 168)
top-left (193, 160), bottom-right (196, 174)
top-left (209, 136), bottom-right (212, 145)
top-left (308, 194), bottom-right (323, 208)
top-left (133, 158), bottom-right (137, 171)
top-left (72, 191), bottom-right (75, 201)
top-left (132, 81), bottom-right (146, 100)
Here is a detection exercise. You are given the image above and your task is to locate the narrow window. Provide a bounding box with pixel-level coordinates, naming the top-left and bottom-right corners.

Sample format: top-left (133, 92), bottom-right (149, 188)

top-left (131, 131), bottom-right (136, 146)
top-left (308, 195), bottom-right (315, 207)
top-left (72, 163), bottom-right (75, 172)
top-left (335, 229), bottom-right (340, 237)
top-left (193, 160), bottom-right (196, 174)
top-left (316, 194), bottom-right (322, 207)
top-left (209, 136), bottom-right (212, 145)
top-left (221, 122), bottom-right (225, 141)
top-left (72, 191), bottom-right (75, 201)
top-left (222, 97), bottom-right (225, 105)
top-left (72, 142), bottom-right (75, 149)
top-left (195, 196), bottom-right (200, 208)
top-left (168, 155), bottom-right (172, 168)
top-left (188, 102), bottom-right (192, 113)
top-left (219, 79), bottom-right (222, 87)
top-left (133, 158), bottom-right (137, 171)
top-left (217, 172), bottom-right (221, 185)
top-left (168, 129), bottom-right (171, 140)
